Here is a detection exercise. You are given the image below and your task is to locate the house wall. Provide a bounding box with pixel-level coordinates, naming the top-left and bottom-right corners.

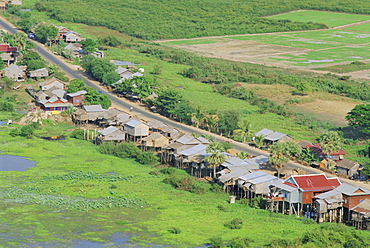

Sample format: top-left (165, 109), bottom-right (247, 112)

top-left (343, 194), bottom-right (370, 209)
top-left (136, 124), bottom-right (149, 136)
top-left (105, 131), bottom-right (125, 141)
top-left (70, 95), bottom-right (84, 106)
top-left (302, 191), bottom-right (313, 204)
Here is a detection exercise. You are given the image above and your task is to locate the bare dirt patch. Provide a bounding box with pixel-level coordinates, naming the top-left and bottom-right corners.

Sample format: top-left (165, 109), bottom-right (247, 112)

top-left (175, 40), bottom-right (310, 66)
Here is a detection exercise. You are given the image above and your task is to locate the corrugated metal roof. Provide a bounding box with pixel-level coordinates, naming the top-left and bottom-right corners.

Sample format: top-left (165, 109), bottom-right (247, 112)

top-left (238, 171), bottom-right (266, 181)
top-left (337, 159), bottom-right (360, 170)
top-left (248, 174), bottom-right (278, 184)
top-left (84, 105), bottom-right (105, 112)
top-left (255, 128), bottom-right (274, 137)
top-left (248, 155), bottom-right (268, 165)
top-left (176, 134), bottom-right (195, 145)
top-left (125, 119), bottom-right (143, 127)
top-left (270, 179), bottom-right (298, 192)
top-left (219, 169), bottom-right (250, 183)
top-left (178, 144), bottom-right (207, 156)
top-left (264, 131), bottom-right (288, 142)
top-left (67, 90), bottom-right (87, 97)
top-left (99, 126), bottom-right (119, 136)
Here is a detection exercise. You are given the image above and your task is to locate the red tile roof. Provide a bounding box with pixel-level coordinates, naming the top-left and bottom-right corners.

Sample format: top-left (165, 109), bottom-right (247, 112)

top-left (0, 44), bottom-right (18, 52)
top-left (308, 143), bottom-right (346, 156)
top-left (284, 174), bottom-right (341, 192)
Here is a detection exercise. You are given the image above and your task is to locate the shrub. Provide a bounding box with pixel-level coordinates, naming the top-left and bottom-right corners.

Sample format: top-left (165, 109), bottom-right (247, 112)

top-left (159, 167), bottom-right (179, 175)
top-left (149, 170), bottom-right (160, 176)
top-left (229, 237), bottom-right (253, 248)
top-left (224, 218), bottom-right (243, 229)
top-left (115, 220), bottom-right (127, 225)
top-left (248, 197), bottom-right (266, 209)
top-left (189, 181), bottom-right (208, 194)
top-left (210, 183), bottom-right (223, 193)
top-left (302, 218), bottom-right (317, 225)
top-left (0, 101), bottom-right (15, 111)
top-left (209, 237), bottom-right (225, 248)
top-left (136, 152), bottom-right (159, 165)
top-left (163, 174), bottom-right (208, 194)
top-left (168, 227), bottom-right (181, 234)
top-left (70, 129), bottom-right (85, 140)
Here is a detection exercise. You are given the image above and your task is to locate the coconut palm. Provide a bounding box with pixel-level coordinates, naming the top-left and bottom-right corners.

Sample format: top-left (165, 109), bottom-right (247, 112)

top-left (318, 131), bottom-right (343, 169)
top-left (236, 151), bottom-right (248, 159)
top-left (234, 119), bottom-right (254, 143)
top-left (253, 135), bottom-right (264, 149)
top-left (268, 142), bottom-right (289, 178)
top-left (205, 141), bottom-right (226, 178)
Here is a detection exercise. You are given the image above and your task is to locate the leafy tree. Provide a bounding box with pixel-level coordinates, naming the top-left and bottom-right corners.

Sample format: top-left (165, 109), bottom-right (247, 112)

top-left (131, 76), bottom-right (157, 102)
top-left (99, 35), bottom-right (122, 47)
top-left (152, 88), bottom-right (183, 117)
top-left (218, 110), bottom-right (240, 137)
top-left (234, 119), bottom-right (254, 143)
top-left (34, 24), bottom-right (58, 45)
top-left (346, 104), bottom-right (370, 135)
top-left (17, 18), bottom-right (36, 33)
top-left (90, 59), bottom-right (116, 82)
top-left (66, 79), bottom-right (86, 93)
top-left (136, 152), bottom-right (159, 165)
top-left (26, 60), bottom-right (47, 71)
top-left (79, 38), bottom-right (97, 53)
top-left (205, 141), bottom-right (226, 178)
top-left (171, 102), bottom-right (195, 124)
top-left (2, 77), bottom-right (14, 91)
top-left (102, 71), bottom-right (120, 86)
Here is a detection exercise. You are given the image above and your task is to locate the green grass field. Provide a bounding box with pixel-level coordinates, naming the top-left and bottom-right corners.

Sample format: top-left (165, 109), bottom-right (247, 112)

top-left (226, 29), bottom-right (370, 66)
top-left (344, 23), bottom-right (370, 32)
top-left (266, 10), bottom-right (370, 28)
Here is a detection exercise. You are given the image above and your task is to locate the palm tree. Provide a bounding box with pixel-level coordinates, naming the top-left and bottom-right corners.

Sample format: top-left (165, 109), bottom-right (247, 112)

top-left (253, 135), bottom-right (264, 149)
top-left (236, 151), bottom-right (248, 159)
top-left (318, 131), bottom-right (343, 169)
top-left (268, 142), bottom-right (289, 178)
top-left (191, 108), bottom-right (206, 128)
top-left (205, 142), bottom-right (226, 178)
top-left (234, 119), bottom-right (253, 143)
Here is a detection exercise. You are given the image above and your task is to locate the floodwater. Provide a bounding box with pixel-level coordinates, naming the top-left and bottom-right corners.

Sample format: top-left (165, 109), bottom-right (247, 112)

top-left (0, 155), bottom-right (36, 171)
top-left (0, 121), bottom-right (7, 125)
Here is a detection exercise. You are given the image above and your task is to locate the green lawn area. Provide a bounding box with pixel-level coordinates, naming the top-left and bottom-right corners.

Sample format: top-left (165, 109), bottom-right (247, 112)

top-left (266, 10), bottom-right (370, 28)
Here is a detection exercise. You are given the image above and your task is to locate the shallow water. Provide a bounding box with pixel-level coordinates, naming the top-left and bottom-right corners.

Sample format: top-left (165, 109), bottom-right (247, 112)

top-left (0, 155), bottom-right (36, 171)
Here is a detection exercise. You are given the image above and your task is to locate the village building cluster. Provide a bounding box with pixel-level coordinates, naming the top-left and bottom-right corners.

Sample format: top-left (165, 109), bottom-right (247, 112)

top-left (64, 97), bottom-right (370, 230)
